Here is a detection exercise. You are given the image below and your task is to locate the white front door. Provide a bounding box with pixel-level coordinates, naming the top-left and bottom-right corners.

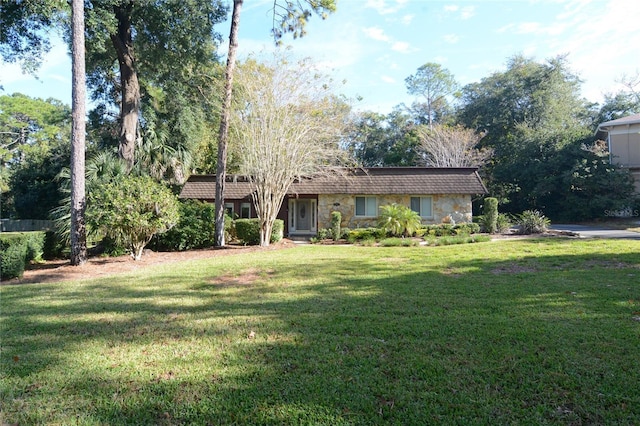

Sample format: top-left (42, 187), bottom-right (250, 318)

top-left (289, 199), bottom-right (317, 234)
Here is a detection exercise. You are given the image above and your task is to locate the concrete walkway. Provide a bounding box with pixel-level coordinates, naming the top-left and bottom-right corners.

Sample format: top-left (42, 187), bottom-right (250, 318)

top-left (550, 224), bottom-right (640, 240)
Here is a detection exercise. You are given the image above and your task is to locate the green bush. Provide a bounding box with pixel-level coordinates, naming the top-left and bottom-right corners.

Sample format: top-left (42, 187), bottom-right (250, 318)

top-left (331, 211), bottom-right (341, 241)
top-left (1, 234), bottom-right (28, 280)
top-left (482, 197), bottom-right (499, 234)
top-left (235, 219), bottom-right (284, 245)
top-left (151, 200), bottom-right (233, 251)
top-left (453, 223), bottom-right (480, 235)
top-left (516, 210), bottom-right (551, 234)
top-left (271, 219), bottom-right (284, 243)
top-left (316, 228), bottom-right (332, 240)
top-left (87, 176), bottom-right (180, 260)
top-left (347, 228), bottom-right (387, 243)
top-left (496, 213), bottom-right (512, 234)
top-left (43, 230), bottom-right (66, 259)
top-left (432, 234), bottom-right (491, 246)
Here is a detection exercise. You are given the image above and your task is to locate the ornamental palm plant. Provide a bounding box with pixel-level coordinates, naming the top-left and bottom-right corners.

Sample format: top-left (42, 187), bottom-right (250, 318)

top-left (378, 203), bottom-right (422, 237)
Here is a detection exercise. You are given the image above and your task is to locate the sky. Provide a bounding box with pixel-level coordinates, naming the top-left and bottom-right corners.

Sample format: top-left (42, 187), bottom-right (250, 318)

top-left (1, 0), bottom-right (639, 114)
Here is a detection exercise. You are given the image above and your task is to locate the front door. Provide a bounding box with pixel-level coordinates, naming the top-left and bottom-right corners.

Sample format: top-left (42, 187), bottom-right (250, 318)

top-left (288, 198), bottom-right (317, 234)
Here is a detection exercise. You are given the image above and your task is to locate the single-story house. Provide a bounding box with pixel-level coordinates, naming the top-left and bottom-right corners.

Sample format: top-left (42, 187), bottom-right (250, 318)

top-left (596, 113), bottom-right (640, 192)
top-left (179, 167), bottom-right (488, 238)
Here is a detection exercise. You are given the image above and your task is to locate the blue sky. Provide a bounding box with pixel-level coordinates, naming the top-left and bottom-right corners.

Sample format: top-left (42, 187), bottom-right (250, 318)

top-left (1, 0), bottom-right (639, 114)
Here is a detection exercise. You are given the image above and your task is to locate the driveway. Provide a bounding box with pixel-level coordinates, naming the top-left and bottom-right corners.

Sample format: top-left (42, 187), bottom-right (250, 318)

top-left (551, 224), bottom-right (640, 240)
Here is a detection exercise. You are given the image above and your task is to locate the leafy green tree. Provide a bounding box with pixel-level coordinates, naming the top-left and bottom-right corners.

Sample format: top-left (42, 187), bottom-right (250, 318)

top-left (378, 204), bottom-right (422, 237)
top-left (87, 175), bottom-right (179, 260)
top-left (405, 63), bottom-right (458, 127)
top-left (1, 94), bottom-right (72, 218)
top-left (457, 55), bottom-right (593, 213)
top-left (346, 108), bottom-right (420, 167)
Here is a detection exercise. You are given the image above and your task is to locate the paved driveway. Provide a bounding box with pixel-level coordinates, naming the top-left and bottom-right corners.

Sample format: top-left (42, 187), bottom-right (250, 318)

top-left (551, 224), bottom-right (640, 240)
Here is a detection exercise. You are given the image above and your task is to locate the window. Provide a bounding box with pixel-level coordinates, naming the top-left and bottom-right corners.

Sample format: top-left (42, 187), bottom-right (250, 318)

top-left (355, 196), bottom-right (377, 217)
top-left (224, 202), bottom-right (234, 217)
top-left (240, 202), bottom-right (251, 219)
top-left (410, 196), bottom-right (433, 218)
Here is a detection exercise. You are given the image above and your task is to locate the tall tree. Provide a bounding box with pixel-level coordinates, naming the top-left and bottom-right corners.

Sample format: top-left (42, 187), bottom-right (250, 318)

top-left (213, 0), bottom-right (337, 247)
top-left (405, 63), bottom-right (458, 127)
top-left (416, 125), bottom-right (490, 167)
top-left (70, 0), bottom-right (87, 265)
top-left (214, 0), bottom-right (243, 248)
top-left (231, 56), bottom-right (350, 246)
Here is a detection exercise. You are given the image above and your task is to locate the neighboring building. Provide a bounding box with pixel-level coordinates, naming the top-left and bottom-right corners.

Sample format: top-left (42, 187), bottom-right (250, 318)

top-left (180, 167), bottom-right (488, 238)
top-left (597, 113), bottom-right (640, 192)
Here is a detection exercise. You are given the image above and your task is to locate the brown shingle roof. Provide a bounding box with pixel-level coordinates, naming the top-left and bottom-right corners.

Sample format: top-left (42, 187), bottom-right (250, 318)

top-left (179, 167), bottom-right (488, 200)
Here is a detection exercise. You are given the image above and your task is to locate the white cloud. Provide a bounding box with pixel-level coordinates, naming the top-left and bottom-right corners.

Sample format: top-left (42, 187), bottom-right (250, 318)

top-left (365, 0), bottom-right (407, 15)
top-left (460, 6), bottom-right (476, 20)
top-left (401, 14), bottom-right (415, 25)
top-left (362, 26), bottom-right (390, 42)
top-left (443, 34), bottom-right (460, 44)
top-left (391, 41), bottom-right (411, 53)
top-left (444, 5), bottom-right (459, 13)
top-left (381, 75), bottom-right (396, 84)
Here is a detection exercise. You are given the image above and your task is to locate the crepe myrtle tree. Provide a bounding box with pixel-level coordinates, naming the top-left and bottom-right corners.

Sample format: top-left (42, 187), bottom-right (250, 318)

top-left (87, 175), bottom-right (179, 260)
top-left (231, 55), bottom-right (351, 246)
top-left (416, 124), bottom-right (491, 167)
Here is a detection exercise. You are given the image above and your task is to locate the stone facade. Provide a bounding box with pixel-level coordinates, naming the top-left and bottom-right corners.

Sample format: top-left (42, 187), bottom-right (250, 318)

top-left (317, 194), bottom-right (473, 230)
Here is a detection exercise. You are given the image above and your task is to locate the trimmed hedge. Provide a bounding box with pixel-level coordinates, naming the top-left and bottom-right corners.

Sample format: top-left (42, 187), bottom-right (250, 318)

top-left (417, 223), bottom-right (480, 237)
top-left (1, 232), bottom-right (45, 280)
top-left (235, 219), bottom-right (284, 245)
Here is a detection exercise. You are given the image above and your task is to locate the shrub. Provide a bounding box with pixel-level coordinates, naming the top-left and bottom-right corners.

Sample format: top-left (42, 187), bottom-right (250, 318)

top-left (432, 234), bottom-right (491, 246)
top-left (495, 213), bottom-right (512, 234)
top-left (379, 237), bottom-right (418, 247)
top-left (235, 219), bottom-right (284, 245)
top-left (482, 197), bottom-right (499, 234)
top-left (317, 228), bottom-right (332, 240)
top-left (1, 234), bottom-right (29, 280)
top-left (43, 230), bottom-right (66, 259)
top-left (331, 211), bottom-right (341, 241)
top-left (453, 223), bottom-right (480, 235)
top-left (87, 176), bottom-right (180, 260)
top-left (151, 200), bottom-right (234, 251)
top-left (347, 228), bottom-right (387, 243)
top-left (378, 203), bottom-right (422, 237)
top-left (516, 210), bottom-right (551, 234)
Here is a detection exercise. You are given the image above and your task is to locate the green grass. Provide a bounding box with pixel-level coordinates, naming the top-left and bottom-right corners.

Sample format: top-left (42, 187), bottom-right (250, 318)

top-left (2, 239), bottom-right (640, 424)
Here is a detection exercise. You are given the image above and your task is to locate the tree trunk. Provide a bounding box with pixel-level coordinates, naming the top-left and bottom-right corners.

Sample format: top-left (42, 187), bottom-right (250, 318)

top-left (111, 2), bottom-right (139, 172)
top-left (214, 0), bottom-right (243, 247)
top-left (70, 0), bottom-right (87, 266)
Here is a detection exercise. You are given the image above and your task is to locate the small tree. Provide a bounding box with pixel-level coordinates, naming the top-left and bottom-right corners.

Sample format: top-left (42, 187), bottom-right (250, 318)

top-left (231, 55), bottom-right (350, 246)
top-left (378, 204), bottom-right (421, 237)
top-left (87, 176), bottom-right (179, 260)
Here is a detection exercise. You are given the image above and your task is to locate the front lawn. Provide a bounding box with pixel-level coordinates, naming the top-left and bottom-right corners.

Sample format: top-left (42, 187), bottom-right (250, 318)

top-left (1, 239), bottom-right (639, 424)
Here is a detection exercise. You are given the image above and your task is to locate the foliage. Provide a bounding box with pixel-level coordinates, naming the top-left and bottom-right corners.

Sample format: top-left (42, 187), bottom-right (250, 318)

top-left (416, 124), bottom-right (490, 167)
top-left (495, 213), bottom-right (512, 234)
top-left (87, 176), bottom-right (179, 260)
top-left (42, 230), bottom-right (66, 259)
top-left (379, 237), bottom-right (418, 247)
top-left (235, 219), bottom-right (284, 246)
top-left (378, 203), bottom-right (422, 237)
top-left (428, 234), bottom-right (491, 246)
top-left (481, 197), bottom-right (499, 234)
top-left (1, 94), bottom-right (72, 218)
top-left (330, 211), bottom-right (341, 241)
top-left (231, 54), bottom-right (350, 246)
top-left (515, 210), bottom-right (551, 234)
top-left (344, 109), bottom-right (421, 167)
top-left (151, 200), bottom-right (219, 251)
top-left (346, 227), bottom-right (387, 243)
top-left (0, 233), bottom-right (28, 279)
top-left (0, 231), bottom-right (44, 279)
top-left (405, 62), bottom-right (458, 126)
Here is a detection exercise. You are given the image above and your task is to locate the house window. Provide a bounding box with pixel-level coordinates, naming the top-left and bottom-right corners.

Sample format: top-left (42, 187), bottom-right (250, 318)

top-left (224, 202), bottom-right (234, 217)
top-left (240, 202), bottom-right (251, 219)
top-left (410, 196), bottom-right (433, 218)
top-left (355, 196), bottom-right (377, 217)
